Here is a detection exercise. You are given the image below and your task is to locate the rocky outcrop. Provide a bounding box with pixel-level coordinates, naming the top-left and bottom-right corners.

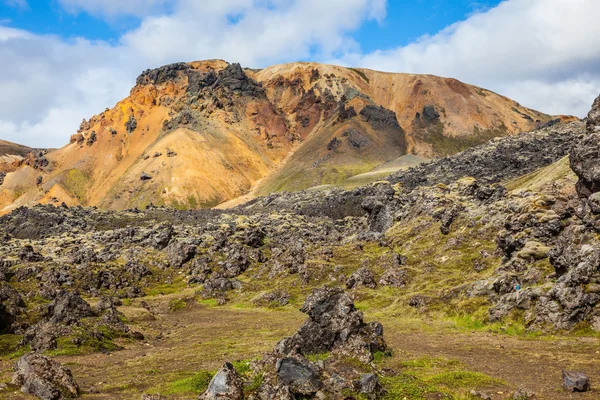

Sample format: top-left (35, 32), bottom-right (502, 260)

top-left (199, 363), bottom-right (244, 400)
top-left (0, 282), bottom-right (26, 333)
top-left (390, 120), bottom-right (583, 192)
top-left (359, 105), bottom-right (401, 131)
top-left (12, 353), bottom-right (80, 400)
top-left (571, 94), bottom-right (600, 199)
top-left (280, 287), bottom-right (385, 359)
top-left (199, 287), bottom-right (389, 399)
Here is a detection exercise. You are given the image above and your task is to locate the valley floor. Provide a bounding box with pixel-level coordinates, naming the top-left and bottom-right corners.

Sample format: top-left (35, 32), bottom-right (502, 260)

top-left (2, 289), bottom-right (597, 399)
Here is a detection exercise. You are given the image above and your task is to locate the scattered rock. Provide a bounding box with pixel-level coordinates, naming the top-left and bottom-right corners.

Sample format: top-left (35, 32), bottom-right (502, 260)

top-left (562, 369), bottom-right (590, 392)
top-left (12, 353), bottom-right (80, 400)
top-left (198, 362), bottom-right (243, 400)
top-left (346, 266), bottom-right (377, 289)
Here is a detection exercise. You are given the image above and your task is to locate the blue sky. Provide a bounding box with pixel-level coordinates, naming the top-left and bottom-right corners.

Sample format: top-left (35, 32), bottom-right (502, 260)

top-left (1, 0), bottom-right (502, 53)
top-left (0, 0), bottom-right (599, 148)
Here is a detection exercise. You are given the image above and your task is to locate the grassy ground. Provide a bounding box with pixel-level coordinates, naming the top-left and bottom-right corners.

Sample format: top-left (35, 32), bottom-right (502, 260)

top-left (2, 287), bottom-right (599, 399)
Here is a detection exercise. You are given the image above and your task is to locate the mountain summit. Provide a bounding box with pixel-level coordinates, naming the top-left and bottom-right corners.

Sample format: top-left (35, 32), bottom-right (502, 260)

top-left (0, 60), bottom-right (569, 212)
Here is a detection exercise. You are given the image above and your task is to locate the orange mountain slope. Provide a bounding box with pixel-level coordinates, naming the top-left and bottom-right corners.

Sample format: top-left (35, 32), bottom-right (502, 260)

top-left (0, 60), bottom-right (570, 212)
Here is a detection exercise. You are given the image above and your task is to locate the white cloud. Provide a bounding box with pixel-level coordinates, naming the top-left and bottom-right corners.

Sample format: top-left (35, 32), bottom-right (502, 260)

top-left (56, 0), bottom-right (170, 18)
top-left (0, 0), bottom-right (385, 148)
top-left (335, 0), bottom-right (600, 116)
top-left (1, 0), bottom-right (599, 148)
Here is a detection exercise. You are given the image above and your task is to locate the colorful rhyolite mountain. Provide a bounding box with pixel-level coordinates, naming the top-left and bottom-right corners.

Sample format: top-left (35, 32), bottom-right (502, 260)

top-left (0, 60), bottom-right (575, 212)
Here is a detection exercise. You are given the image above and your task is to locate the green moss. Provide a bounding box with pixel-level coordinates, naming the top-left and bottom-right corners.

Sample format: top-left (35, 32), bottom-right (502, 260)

top-left (306, 352), bottom-right (330, 363)
top-left (416, 120), bottom-right (509, 157)
top-left (381, 375), bottom-right (450, 400)
top-left (428, 370), bottom-right (501, 389)
top-left (169, 298), bottom-right (188, 312)
top-left (0, 334), bottom-right (28, 358)
top-left (63, 169), bottom-right (90, 201)
top-left (145, 278), bottom-right (187, 296)
top-left (349, 68), bottom-right (370, 83)
top-left (163, 371), bottom-right (214, 395)
top-left (244, 373), bottom-right (264, 395)
top-left (232, 359), bottom-right (253, 376)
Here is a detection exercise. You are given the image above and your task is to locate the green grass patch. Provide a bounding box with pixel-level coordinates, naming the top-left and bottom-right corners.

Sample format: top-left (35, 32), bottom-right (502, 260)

top-left (163, 371), bottom-right (214, 395)
top-left (381, 374), bottom-right (450, 400)
top-left (0, 334), bottom-right (28, 358)
top-left (306, 352), bottom-right (330, 363)
top-left (169, 298), bottom-right (188, 312)
top-left (145, 278), bottom-right (187, 296)
top-left (428, 370), bottom-right (501, 389)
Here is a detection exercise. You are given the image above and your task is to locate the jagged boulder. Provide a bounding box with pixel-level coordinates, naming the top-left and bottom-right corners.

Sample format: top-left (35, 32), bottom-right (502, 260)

top-left (346, 267), bottom-right (377, 289)
top-left (571, 94), bottom-right (600, 199)
top-left (47, 291), bottom-right (95, 325)
top-left (166, 240), bottom-right (197, 268)
top-left (586, 94), bottom-right (600, 134)
top-left (12, 353), bottom-right (80, 400)
top-left (0, 282), bottom-right (26, 333)
top-left (198, 362), bottom-right (243, 400)
top-left (276, 286), bottom-right (387, 363)
top-left (562, 370), bottom-right (590, 392)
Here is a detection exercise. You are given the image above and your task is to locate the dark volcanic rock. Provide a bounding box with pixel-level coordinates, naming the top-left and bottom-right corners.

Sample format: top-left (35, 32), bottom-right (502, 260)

top-left (0, 282), bottom-right (26, 333)
top-left (346, 266), bottom-right (377, 289)
top-left (359, 105), bottom-right (401, 130)
top-left (125, 115), bottom-right (138, 133)
top-left (571, 147), bottom-right (600, 198)
top-left (421, 105), bottom-right (440, 122)
top-left (48, 291), bottom-right (95, 325)
top-left (342, 129), bottom-right (370, 148)
top-left (0, 171), bottom-right (5, 186)
top-left (278, 286), bottom-right (387, 363)
top-left (136, 62), bottom-right (189, 86)
top-left (586, 94), bottom-right (600, 134)
top-left (199, 362), bottom-right (244, 400)
top-left (213, 63), bottom-right (264, 98)
top-left (327, 137), bottom-right (341, 151)
top-left (166, 240), bottom-right (196, 268)
top-left (276, 357), bottom-right (322, 395)
top-left (562, 370), bottom-right (590, 392)
top-left (390, 121), bottom-right (583, 191)
top-left (12, 353), bottom-right (80, 400)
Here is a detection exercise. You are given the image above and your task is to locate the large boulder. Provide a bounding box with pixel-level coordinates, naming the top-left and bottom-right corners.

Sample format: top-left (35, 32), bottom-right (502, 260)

top-left (166, 240), bottom-right (197, 268)
top-left (562, 369), bottom-right (591, 392)
top-left (198, 362), bottom-right (243, 400)
top-left (0, 283), bottom-right (26, 333)
top-left (276, 286), bottom-right (387, 363)
top-left (586, 94), bottom-right (600, 134)
top-left (571, 94), bottom-right (600, 199)
top-left (48, 291), bottom-right (95, 325)
top-left (12, 353), bottom-right (80, 400)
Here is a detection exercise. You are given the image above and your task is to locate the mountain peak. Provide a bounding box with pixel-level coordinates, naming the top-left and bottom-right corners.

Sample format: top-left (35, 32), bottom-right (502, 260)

top-left (0, 60), bottom-right (570, 213)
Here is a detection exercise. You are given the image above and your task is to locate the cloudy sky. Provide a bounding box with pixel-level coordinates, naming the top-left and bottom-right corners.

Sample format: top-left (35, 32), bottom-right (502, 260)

top-left (1, 0), bottom-right (599, 148)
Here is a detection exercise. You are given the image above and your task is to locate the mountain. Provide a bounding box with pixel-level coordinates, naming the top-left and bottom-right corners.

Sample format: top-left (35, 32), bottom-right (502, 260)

top-left (0, 60), bottom-right (570, 213)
